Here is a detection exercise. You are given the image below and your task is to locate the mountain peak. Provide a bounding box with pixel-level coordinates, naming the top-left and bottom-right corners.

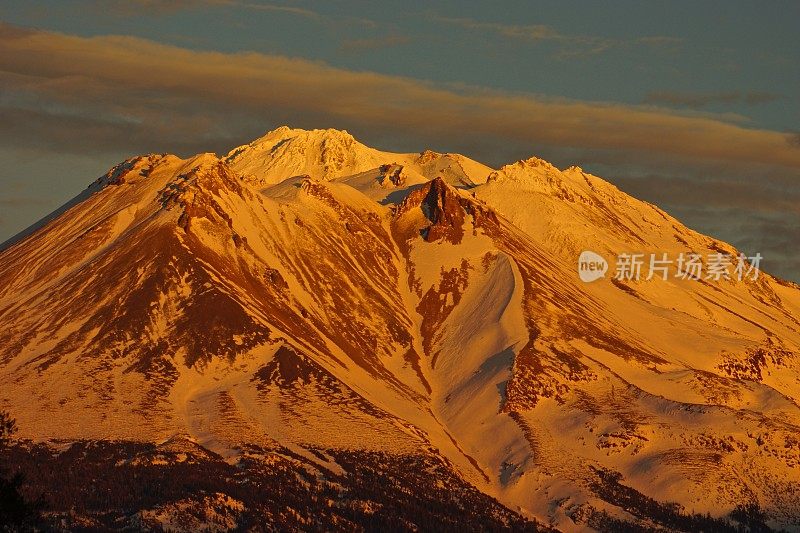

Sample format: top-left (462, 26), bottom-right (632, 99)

top-left (520, 155), bottom-right (559, 170)
top-left (223, 126), bottom-right (390, 185)
top-left (209, 126), bottom-right (496, 189)
top-left (416, 149), bottom-right (442, 165)
top-left (249, 125), bottom-right (357, 147)
top-left (227, 126), bottom-right (358, 157)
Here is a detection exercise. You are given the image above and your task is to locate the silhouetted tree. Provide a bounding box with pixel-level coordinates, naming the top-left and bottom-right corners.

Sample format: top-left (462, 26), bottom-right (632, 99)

top-left (0, 410), bottom-right (39, 531)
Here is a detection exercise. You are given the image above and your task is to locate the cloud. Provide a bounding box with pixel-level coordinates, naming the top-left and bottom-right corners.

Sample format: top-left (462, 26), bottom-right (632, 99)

top-left (236, 1), bottom-right (319, 19)
top-left (0, 22), bottom-right (798, 173)
top-left (435, 16), bottom-right (565, 41)
top-left (433, 15), bottom-right (614, 56)
top-left (102, 0), bottom-right (383, 26)
top-left (0, 103), bottom-right (246, 157)
top-left (636, 36), bottom-right (683, 47)
top-left (101, 0), bottom-right (230, 16)
top-left (339, 34), bottom-right (410, 54)
top-left (432, 15), bottom-right (682, 57)
top-left (644, 90), bottom-right (783, 109)
top-left (102, 0), bottom-right (320, 18)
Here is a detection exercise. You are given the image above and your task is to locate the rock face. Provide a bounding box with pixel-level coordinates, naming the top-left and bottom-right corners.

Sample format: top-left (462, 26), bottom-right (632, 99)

top-left (400, 177), bottom-right (467, 243)
top-left (1, 127), bottom-right (799, 531)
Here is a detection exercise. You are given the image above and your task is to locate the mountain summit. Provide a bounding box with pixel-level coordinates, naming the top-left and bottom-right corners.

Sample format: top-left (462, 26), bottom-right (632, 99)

top-left (1, 127), bottom-right (799, 531)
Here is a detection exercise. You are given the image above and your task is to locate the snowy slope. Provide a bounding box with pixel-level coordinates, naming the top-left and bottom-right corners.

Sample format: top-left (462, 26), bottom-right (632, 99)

top-left (1, 127), bottom-right (799, 531)
top-left (226, 126), bottom-right (492, 189)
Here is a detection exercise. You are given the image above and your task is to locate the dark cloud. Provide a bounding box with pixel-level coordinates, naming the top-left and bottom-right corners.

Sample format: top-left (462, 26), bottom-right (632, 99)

top-left (0, 23), bottom-right (36, 39)
top-left (644, 90), bottom-right (783, 109)
top-left (0, 105), bottom-right (249, 157)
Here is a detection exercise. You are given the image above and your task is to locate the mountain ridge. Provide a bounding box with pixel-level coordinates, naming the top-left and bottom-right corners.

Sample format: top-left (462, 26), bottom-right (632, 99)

top-left (1, 126), bottom-right (799, 531)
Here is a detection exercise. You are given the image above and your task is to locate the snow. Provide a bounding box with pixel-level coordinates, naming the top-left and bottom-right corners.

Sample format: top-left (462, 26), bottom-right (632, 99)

top-left (1, 126), bottom-right (800, 529)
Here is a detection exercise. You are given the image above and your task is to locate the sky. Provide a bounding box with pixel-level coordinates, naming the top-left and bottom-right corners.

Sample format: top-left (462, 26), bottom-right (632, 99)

top-left (0, 0), bottom-right (798, 281)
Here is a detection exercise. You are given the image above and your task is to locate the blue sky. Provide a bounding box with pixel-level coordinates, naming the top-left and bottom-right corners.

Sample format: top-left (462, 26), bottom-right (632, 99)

top-left (0, 0), bottom-right (798, 279)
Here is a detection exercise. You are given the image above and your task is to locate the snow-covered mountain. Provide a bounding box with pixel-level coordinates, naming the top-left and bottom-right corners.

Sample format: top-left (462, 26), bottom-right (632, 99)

top-left (1, 126), bottom-right (799, 531)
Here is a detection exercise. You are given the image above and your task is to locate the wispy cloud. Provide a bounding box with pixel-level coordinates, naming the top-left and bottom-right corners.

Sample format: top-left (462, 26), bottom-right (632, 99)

top-left (238, 1), bottom-right (378, 27)
top-left (102, 0), bottom-right (229, 16)
top-left (644, 90), bottom-right (783, 109)
top-left (636, 36), bottom-right (683, 47)
top-left (434, 15), bottom-right (614, 56)
top-left (433, 15), bottom-right (682, 57)
top-left (237, 1), bottom-right (319, 19)
top-left (339, 34), bottom-right (410, 54)
top-left (102, 0), bottom-right (383, 27)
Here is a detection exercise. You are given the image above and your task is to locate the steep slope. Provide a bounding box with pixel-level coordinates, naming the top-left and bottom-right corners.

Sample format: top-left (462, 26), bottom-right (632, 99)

top-left (1, 127), bottom-right (799, 531)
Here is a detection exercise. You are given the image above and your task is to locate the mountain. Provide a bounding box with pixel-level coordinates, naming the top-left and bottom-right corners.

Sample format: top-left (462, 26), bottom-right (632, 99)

top-left (1, 126), bottom-right (799, 531)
